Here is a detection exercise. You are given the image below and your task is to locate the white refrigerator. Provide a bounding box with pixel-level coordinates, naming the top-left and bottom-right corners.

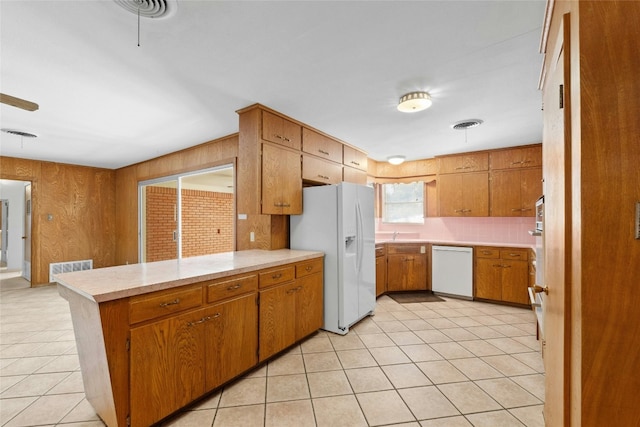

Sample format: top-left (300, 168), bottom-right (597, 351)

top-left (290, 182), bottom-right (376, 335)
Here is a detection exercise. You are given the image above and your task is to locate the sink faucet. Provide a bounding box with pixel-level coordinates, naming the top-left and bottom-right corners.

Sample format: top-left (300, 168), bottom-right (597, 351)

top-left (392, 231), bottom-right (399, 241)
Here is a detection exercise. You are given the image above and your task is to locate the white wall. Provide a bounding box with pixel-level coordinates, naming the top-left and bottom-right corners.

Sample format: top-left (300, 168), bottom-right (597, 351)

top-left (0, 180), bottom-right (27, 270)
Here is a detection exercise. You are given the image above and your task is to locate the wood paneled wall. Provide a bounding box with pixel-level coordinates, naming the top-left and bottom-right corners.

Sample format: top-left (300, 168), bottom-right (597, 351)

top-left (0, 157), bottom-right (116, 285)
top-left (114, 134), bottom-right (238, 265)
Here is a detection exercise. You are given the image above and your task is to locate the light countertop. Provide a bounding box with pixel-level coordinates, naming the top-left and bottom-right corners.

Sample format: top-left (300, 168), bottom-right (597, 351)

top-left (55, 249), bottom-right (323, 303)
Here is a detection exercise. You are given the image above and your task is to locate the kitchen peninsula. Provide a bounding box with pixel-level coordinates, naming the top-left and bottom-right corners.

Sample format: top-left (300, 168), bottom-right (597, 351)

top-left (55, 249), bottom-right (324, 427)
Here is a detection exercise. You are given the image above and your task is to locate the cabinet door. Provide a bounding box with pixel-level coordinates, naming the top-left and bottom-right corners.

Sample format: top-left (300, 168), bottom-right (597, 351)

top-left (130, 309), bottom-right (206, 427)
top-left (490, 146), bottom-right (542, 170)
top-left (259, 282), bottom-right (297, 361)
top-left (520, 168), bottom-right (542, 217)
top-left (404, 255), bottom-right (427, 290)
top-left (343, 145), bottom-right (368, 171)
top-left (490, 169), bottom-right (522, 217)
top-left (376, 256), bottom-right (387, 296)
top-left (302, 128), bottom-right (342, 163)
top-left (475, 258), bottom-right (502, 300)
top-left (386, 254), bottom-right (406, 291)
top-left (501, 260), bottom-right (529, 305)
top-left (438, 174), bottom-right (464, 216)
top-left (462, 172), bottom-right (489, 216)
top-left (343, 166), bottom-right (367, 185)
top-left (262, 144), bottom-right (302, 215)
top-left (262, 110), bottom-right (301, 150)
top-left (205, 294), bottom-right (258, 390)
top-left (302, 155), bottom-right (342, 184)
top-left (295, 273), bottom-right (323, 340)
top-left (439, 152), bottom-right (489, 174)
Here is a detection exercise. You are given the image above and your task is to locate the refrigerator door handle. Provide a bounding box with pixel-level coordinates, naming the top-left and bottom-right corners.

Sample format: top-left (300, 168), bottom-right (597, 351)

top-left (355, 201), bottom-right (363, 274)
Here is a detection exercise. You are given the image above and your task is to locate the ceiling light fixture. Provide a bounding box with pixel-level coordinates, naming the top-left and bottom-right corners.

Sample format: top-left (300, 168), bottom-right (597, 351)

top-left (397, 91), bottom-right (432, 113)
top-left (387, 155), bottom-right (406, 165)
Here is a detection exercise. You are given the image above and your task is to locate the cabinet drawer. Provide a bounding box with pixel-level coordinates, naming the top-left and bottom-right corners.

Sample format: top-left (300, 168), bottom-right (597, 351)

top-left (387, 244), bottom-right (426, 255)
top-left (129, 285), bottom-right (202, 325)
top-left (476, 248), bottom-right (500, 259)
top-left (343, 166), bottom-right (367, 184)
top-left (302, 128), bottom-right (343, 163)
top-left (302, 155), bottom-right (342, 184)
top-left (500, 249), bottom-right (528, 261)
top-left (296, 258), bottom-right (323, 278)
top-left (259, 265), bottom-right (295, 288)
top-left (206, 274), bottom-right (258, 303)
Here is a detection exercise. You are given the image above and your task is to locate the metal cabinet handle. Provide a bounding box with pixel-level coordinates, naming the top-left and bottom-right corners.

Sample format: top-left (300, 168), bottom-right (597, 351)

top-left (159, 298), bottom-right (180, 307)
top-left (272, 273), bottom-right (282, 279)
top-left (317, 174), bottom-right (330, 180)
top-left (187, 316), bottom-right (211, 327)
top-left (509, 253), bottom-right (521, 257)
top-left (305, 266), bottom-right (313, 272)
top-left (351, 161), bottom-right (360, 166)
top-left (318, 149), bottom-right (329, 155)
top-left (227, 284), bottom-right (242, 291)
top-left (531, 284), bottom-right (549, 295)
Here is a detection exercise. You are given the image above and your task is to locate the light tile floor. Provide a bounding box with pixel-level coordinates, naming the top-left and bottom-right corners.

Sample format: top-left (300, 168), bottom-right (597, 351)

top-left (0, 272), bottom-right (545, 426)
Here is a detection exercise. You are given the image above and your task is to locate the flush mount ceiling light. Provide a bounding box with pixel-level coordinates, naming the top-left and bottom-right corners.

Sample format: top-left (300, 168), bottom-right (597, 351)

top-left (387, 155), bottom-right (406, 165)
top-left (397, 91), bottom-right (432, 113)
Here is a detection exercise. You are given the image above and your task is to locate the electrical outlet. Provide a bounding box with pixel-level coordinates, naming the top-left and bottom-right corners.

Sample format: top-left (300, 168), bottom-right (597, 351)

top-left (635, 202), bottom-right (640, 240)
top-left (250, 231), bottom-right (255, 242)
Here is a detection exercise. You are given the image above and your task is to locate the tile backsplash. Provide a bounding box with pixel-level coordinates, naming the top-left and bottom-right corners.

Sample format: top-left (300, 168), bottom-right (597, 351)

top-left (376, 217), bottom-right (536, 246)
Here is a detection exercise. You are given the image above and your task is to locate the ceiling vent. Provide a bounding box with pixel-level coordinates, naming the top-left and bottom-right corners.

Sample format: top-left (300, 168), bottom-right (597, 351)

top-left (451, 119), bottom-right (483, 130)
top-left (113, 0), bottom-right (175, 19)
top-left (1, 129), bottom-right (37, 138)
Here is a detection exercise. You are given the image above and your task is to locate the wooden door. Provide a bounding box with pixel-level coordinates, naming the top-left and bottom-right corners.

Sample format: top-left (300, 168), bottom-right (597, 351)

top-left (501, 260), bottom-right (529, 305)
top-left (258, 282), bottom-right (297, 361)
top-left (475, 258), bottom-right (502, 300)
top-left (205, 294), bottom-right (258, 390)
top-left (294, 274), bottom-right (323, 340)
top-left (542, 13), bottom-right (571, 426)
top-left (130, 309), bottom-right (206, 427)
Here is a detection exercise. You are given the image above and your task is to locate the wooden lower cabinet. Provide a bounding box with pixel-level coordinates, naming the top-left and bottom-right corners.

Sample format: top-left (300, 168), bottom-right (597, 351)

top-left (386, 244), bottom-right (427, 291)
top-left (129, 293), bottom-right (257, 427)
top-left (376, 254), bottom-right (387, 297)
top-left (259, 269), bottom-right (323, 362)
top-left (474, 247), bottom-right (529, 305)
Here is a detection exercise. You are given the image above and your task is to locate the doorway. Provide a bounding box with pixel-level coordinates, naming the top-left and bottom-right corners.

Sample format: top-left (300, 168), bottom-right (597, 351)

top-left (0, 179), bottom-right (31, 285)
top-left (138, 165), bottom-right (235, 262)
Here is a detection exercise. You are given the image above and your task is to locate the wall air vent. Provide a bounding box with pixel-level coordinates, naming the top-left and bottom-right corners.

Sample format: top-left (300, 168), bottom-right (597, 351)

top-left (113, 0), bottom-right (176, 19)
top-left (451, 120), bottom-right (484, 130)
top-left (50, 259), bottom-right (93, 283)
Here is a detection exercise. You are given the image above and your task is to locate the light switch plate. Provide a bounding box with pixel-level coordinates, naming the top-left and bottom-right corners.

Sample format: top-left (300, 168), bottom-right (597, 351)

top-left (420, 246), bottom-right (426, 254)
top-left (635, 202), bottom-right (640, 240)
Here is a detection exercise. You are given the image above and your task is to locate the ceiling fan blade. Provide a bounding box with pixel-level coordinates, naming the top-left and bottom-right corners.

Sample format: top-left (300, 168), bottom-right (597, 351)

top-left (0, 93), bottom-right (39, 111)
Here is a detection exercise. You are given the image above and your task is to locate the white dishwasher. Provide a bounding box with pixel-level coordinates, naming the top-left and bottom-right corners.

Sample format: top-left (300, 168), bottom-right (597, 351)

top-left (431, 246), bottom-right (473, 299)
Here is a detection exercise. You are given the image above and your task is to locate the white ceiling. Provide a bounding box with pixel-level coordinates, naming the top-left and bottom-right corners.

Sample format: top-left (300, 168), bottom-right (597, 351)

top-left (0, 0), bottom-right (546, 170)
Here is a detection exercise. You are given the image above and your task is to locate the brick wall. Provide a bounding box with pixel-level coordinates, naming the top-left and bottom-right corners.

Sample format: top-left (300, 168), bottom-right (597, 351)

top-left (145, 187), bottom-right (233, 262)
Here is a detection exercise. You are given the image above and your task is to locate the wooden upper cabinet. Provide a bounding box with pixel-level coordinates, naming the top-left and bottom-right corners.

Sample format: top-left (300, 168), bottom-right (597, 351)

top-left (302, 155), bottom-right (342, 185)
top-left (262, 110), bottom-right (301, 150)
top-left (302, 128), bottom-right (343, 163)
top-left (490, 145), bottom-right (542, 170)
top-left (490, 168), bottom-right (542, 217)
top-left (343, 145), bottom-right (368, 171)
top-left (438, 172), bottom-right (489, 216)
top-left (343, 166), bottom-right (367, 185)
top-left (261, 143), bottom-right (302, 215)
top-left (438, 152), bottom-right (489, 174)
